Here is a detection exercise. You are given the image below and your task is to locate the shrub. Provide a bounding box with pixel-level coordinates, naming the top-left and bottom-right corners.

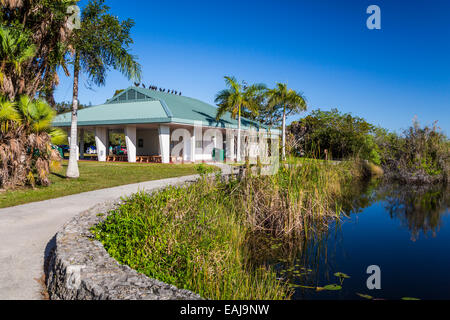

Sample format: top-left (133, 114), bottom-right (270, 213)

top-left (288, 109), bottom-right (381, 163)
top-left (0, 95), bottom-right (65, 189)
top-left (376, 121), bottom-right (449, 184)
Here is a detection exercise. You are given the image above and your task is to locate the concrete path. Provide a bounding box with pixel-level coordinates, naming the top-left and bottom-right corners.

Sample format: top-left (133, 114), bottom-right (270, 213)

top-left (0, 174), bottom-right (200, 300)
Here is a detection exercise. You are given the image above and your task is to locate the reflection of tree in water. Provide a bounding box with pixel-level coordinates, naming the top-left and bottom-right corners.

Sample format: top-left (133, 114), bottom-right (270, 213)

top-left (378, 183), bottom-right (450, 241)
top-left (338, 179), bottom-right (450, 241)
top-left (339, 179), bottom-right (380, 215)
top-left (245, 180), bottom-right (449, 298)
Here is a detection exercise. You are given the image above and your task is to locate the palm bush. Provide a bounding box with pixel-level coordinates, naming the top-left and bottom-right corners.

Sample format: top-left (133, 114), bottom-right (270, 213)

top-left (0, 95), bottom-right (65, 189)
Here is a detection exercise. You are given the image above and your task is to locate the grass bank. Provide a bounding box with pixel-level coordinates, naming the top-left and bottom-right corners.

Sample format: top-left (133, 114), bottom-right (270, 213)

top-left (93, 159), bottom-right (366, 300)
top-left (0, 161), bottom-right (208, 208)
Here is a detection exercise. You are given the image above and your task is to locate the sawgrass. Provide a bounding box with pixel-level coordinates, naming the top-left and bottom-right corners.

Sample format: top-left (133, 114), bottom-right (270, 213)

top-left (93, 158), bottom-right (365, 300)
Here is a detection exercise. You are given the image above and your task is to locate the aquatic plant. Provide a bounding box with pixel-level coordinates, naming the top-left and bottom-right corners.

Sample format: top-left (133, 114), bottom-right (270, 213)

top-left (93, 158), bottom-right (364, 300)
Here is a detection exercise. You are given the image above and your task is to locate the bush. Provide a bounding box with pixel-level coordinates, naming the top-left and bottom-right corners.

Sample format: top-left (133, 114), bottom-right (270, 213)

top-left (376, 121), bottom-right (449, 184)
top-left (0, 95), bottom-right (65, 189)
top-left (288, 109), bottom-right (381, 163)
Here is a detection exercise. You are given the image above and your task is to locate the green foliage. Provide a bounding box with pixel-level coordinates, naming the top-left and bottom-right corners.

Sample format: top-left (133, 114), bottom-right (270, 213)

top-left (93, 178), bottom-right (292, 300)
top-left (0, 94), bottom-right (66, 188)
top-left (288, 108), bottom-right (381, 163)
top-left (0, 0), bottom-right (77, 100)
top-left (93, 158), bottom-right (366, 299)
top-left (321, 284), bottom-right (342, 291)
top-left (71, 0), bottom-right (141, 87)
top-left (0, 26), bottom-right (36, 76)
top-left (334, 272), bottom-right (350, 279)
top-left (194, 163), bottom-right (216, 176)
top-left (376, 120), bottom-right (449, 183)
top-left (265, 83), bottom-right (307, 120)
top-left (53, 101), bottom-right (90, 115)
top-left (215, 76), bottom-right (266, 121)
top-left (265, 83), bottom-right (307, 159)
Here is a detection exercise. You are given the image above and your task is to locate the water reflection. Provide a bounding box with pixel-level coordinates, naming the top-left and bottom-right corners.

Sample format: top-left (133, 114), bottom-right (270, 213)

top-left (260, 180), bottom-right (450, 299)
top-left (378, 183), bottom-right (450, 241)
top-left (342, 181), bottom-right (450, 240)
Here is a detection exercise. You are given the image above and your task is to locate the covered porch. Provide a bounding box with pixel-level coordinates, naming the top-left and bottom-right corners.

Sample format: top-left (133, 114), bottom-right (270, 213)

top-left (71, 123), bottom-right (234, 164)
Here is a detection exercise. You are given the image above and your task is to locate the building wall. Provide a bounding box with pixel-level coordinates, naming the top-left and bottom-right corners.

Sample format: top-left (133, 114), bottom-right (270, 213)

top-left (193, 129), bottom-right (225, 161)
top-left (136, 129), bottom-right (160, 156)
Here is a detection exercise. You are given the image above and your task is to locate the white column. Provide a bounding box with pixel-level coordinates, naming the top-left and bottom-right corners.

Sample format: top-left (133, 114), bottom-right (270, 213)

top-left (79, 129), bottom-right (85, 160)
top-left (159, 125), bottom-right (170, 164)
top-left (125, 126), bottom-right (137, 163)
top-left (95, 127), bottom-right (107, 162)
top-left (226, 129), bottom-right (235, 162)
top-left (190, 127), bottom-right (196, 163)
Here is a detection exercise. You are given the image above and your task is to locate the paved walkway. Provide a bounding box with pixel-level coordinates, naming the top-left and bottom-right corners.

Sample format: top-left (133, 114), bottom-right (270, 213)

top-left (0, 174), bottom-right (200, 300)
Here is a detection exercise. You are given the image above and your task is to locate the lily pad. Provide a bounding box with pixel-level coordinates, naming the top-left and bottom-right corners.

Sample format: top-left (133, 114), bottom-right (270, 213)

top-left (334, 272), bottom-right (350, 279)
top-left (293, 284), bottom-right (317, 290)
top-left (322, 284), bottom-right (342, 291)
top-left (356, 293), bottom-right (373, 300)
top-left (401, 297), bottom-right (420, 301)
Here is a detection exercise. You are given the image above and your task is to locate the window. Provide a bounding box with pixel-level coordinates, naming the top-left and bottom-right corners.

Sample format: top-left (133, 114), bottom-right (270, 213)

top-left (196, 140), bottom-right (203, 149)
top-left (138, 139), bottom-right (144, 148)
top-left (128, 89), bottom-right (137, 100)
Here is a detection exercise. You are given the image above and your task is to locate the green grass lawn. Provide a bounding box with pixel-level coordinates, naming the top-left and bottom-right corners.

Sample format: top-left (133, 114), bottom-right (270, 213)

top-left (0, 161), bottom-right (208, 209)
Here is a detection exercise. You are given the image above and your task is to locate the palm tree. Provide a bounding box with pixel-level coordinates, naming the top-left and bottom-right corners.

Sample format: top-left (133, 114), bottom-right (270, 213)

top-left (215, 76), bottom-right (266, 162)
top-left (66, 0), bottom-right (142, 178)
top-left (0, 95), bottom-right (66, 188)
top-left (266, 83), bottom-right (307, 160)
top-left (1, 1), bottom-right (75, 101)
top-left (0, 26), bottom-right (36, 100)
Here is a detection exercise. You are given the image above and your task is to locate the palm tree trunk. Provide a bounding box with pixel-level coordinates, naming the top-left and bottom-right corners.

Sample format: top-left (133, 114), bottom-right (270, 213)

top-left (282, 105), bottom-right (286, 160)
top-left (237, 106), bottom-right (241, 162)
top-left (66, 52), bottom-right (80, 178)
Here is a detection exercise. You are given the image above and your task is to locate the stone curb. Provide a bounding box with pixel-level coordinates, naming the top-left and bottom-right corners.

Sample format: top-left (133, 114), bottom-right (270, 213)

top-left (46, 181), bottom-right (203, 300)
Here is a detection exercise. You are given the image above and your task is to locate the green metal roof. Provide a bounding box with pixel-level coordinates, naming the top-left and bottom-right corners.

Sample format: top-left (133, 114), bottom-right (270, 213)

top-left (52, 87), bottom-right (271, 131)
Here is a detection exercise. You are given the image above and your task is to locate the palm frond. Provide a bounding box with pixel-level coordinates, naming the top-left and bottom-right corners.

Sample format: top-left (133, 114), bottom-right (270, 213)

top-left (49, 128), bottom-right (68, 145)
top-left (0, 97), bottom-right (20, 124)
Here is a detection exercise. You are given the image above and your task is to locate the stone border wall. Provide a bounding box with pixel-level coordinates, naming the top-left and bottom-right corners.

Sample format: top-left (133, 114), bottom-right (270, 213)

top-left (46, 199), bottom-right (202, 300)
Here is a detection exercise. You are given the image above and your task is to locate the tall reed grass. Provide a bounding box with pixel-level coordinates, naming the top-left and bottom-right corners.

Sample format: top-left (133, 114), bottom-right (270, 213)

top-left (92, 157), bottom-right (366, 300)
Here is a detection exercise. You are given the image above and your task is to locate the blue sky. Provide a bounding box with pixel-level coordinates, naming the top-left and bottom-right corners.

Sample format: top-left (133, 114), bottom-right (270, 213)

top-left (54, 0), bottom-right (450, 134)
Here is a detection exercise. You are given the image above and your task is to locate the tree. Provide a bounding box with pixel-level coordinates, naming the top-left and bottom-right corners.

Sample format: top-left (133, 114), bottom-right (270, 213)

top-left (0, 0), bottom-right (76, 101)
top-left (266, 83), bottom-right (307, 160)
top-left (0, 95), bottom-right (66, 189)
top-left (288, 109), bottom-right (380, 163)
top-left (215, 76), bottom-right (266, 162)
top-left (0, 27), bottom-right (36, 98)
top-left (53, 100), bottom-right (89, 115)
top-left (66, 0), bottom-right (142, 178)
